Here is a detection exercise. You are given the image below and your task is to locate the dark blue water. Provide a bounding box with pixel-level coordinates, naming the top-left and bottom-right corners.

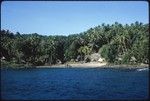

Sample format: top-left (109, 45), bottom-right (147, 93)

top-left (1, 67), bottom-right (149, 100)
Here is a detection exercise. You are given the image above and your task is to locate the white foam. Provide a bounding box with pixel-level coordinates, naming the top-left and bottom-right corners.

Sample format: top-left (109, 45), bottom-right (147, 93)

top-left (137, 68), bottom-right (149, 71)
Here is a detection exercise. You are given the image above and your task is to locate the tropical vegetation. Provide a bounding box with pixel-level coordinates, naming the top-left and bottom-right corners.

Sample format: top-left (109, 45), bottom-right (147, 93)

top-left (1, 21), bottom-right (149, 67)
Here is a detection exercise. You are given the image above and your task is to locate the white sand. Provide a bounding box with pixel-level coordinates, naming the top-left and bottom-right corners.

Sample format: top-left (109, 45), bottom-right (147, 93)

top-left (37, 62), bottom-right (107, 68)
top-left (69, 62), bottom-right (107, 68)
top-left (36, 62), bottom-right (149, 69)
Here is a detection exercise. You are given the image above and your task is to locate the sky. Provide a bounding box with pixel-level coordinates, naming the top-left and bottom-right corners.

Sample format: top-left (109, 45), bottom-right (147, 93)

top-left (1, 1), bottom-right (149, 36)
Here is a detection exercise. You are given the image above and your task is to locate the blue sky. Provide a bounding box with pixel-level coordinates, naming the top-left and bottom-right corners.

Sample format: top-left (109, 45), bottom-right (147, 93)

top-left (1, 1), bottom-right (148, 36)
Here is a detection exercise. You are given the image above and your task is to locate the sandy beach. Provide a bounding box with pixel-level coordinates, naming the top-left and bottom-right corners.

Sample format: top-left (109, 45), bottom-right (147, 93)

top-left (36, 62), bottom-right (149, 69)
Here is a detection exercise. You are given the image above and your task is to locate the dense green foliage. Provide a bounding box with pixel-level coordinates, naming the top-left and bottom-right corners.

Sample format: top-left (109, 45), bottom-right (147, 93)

top-left (1, 21), bottom-right (149, 67)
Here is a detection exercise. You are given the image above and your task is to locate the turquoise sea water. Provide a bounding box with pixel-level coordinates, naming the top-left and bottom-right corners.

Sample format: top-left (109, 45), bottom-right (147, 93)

top-left (1, 67), bottom-right (149, 100)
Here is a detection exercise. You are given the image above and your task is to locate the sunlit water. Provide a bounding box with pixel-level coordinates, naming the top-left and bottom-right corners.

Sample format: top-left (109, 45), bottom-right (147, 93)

top-left (1, 67), bottom-right (149, 100)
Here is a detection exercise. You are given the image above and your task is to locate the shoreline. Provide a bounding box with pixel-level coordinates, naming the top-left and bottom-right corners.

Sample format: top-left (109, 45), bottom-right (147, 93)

top-left (1, 62), bottom-right (149, 69)
top-left (36, 62), bottom-right (149, 69)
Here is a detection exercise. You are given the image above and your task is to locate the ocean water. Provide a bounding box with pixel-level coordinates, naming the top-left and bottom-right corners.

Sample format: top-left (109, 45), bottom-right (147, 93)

top-left (1, 67), bottom-right (149, 100)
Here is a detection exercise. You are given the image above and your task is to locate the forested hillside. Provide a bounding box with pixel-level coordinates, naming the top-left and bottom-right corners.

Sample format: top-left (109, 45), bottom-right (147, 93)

top-left (1, 21), bottom-right (149, 67)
